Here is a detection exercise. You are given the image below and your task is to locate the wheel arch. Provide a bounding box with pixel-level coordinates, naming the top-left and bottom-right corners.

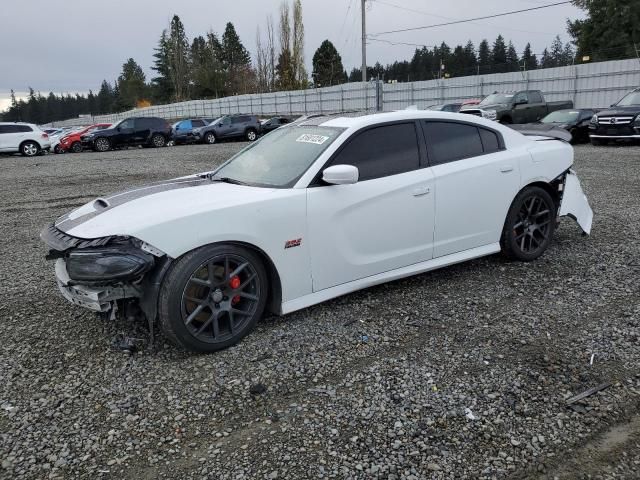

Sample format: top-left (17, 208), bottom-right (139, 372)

top-left (227, 240), bottom-right (283, 315)
top-left (19, 139), bottom-right (41, 151)
top-left (519, 179), bottom-right (563, 210)
top-left (144, 240), bottom-right (283, 321)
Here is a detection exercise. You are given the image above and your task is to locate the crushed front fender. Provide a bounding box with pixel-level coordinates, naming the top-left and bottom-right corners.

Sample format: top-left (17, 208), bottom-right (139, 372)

top-left (559, 169), bottom-right (593, 234)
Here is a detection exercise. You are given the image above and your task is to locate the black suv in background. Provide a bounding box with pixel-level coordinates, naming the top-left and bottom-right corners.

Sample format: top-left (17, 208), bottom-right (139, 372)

top-left (192, 115), bottom-right (262, 144)
top-left (82, 117), bottom-right (172, 152)
top-left (588, 87), bottom-right (640, 145)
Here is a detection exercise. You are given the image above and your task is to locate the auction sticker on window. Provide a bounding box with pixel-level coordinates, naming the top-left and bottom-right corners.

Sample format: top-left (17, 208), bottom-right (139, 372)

top-left (296, 134), bottom-right (329, 145)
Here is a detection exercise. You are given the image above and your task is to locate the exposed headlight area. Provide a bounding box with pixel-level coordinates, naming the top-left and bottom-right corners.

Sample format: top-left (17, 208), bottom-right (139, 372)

top-left (66, 246), bottom-right (154, 284)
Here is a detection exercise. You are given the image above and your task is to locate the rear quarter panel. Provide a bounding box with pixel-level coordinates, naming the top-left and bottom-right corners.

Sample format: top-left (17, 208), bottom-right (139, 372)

top-left (521, 140), bottom-right (573, 185)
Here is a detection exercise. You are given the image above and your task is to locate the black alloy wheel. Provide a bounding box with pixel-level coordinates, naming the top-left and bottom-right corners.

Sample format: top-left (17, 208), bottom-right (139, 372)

top-left (94, 137), bottom-right (111, 152)
top-left (71, 142), bottom-right (82, 153)
top-left (501, 186), bottom-right (556, 261)
top-left (159, 245), bottom-right (267, 352)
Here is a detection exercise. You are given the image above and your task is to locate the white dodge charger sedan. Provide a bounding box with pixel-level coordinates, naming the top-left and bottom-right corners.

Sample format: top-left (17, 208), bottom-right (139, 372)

top-left (41, 111), bottom-right (593, 352)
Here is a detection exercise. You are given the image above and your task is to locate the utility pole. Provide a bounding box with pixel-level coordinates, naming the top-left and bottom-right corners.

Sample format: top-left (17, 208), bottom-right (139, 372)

top-left (361, 0), bottom-right (367, 83)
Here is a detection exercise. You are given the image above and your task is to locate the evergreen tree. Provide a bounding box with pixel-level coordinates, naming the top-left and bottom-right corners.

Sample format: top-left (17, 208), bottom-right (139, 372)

top-left (191, 33), bottom-right (226, 98)
top-left (151, 30), bottom-right (173, 102)
top-left (463, 40), bottom-right (478, 75)
top-left (167, 15), bottom-right (191, 101)
top-left (522, 43), bottom-right (538, 70)
top-left (221, 22), bottom-right (253, 94)
top-left (117, 58), bottom-right (147, 109)
top-left (549, 35), bottom-right (564, 67)
top-left (540, 48), bottom-right (553, 68)
top-left (312, 40), bottom-right (346, 87)
top-left (478, 39), bottom-right (491, 74)
top-left (97, 80), bottom-right (115, 114)
top-left (568, 0), bottom-right (640, 61)
top-left (506, 41), bottom-right (520, 72)
top-left (491, 35), bottom-right (508, 73)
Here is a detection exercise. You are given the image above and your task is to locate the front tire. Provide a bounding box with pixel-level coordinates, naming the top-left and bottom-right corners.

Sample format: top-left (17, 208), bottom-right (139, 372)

top-left (246, 129), bottom-right (258, 141)
top-left (94, 137), bottom-right (111, 152)
top-left (70, 142), bottom-right (82, 153)
top-left (204, 132), bottom-right (217, 144)
top-left (159, 244), bottom-right (268, 353)
top-left (500, 186), bottom-right (556, 261)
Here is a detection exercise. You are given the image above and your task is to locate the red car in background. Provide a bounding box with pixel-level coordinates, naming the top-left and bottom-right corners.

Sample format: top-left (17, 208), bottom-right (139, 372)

top-left (59, 124), bottom-right (111, 153)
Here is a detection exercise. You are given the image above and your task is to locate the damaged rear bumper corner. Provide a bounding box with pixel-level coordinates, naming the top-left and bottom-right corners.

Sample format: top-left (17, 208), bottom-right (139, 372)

top-left (54, 259), bottom-right (140, 312)
top-left (559, 169), bottom-right (593, 235)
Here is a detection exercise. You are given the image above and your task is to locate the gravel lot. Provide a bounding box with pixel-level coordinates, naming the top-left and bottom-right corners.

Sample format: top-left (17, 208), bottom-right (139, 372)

top-left (1, 142), bottom-right (639, 480)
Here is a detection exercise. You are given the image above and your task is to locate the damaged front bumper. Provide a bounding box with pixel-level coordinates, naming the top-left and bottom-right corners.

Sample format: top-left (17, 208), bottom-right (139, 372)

top-left (54, 259), bottom-right (142, 312)
top-left (559, 169), bottom-right (593, 234)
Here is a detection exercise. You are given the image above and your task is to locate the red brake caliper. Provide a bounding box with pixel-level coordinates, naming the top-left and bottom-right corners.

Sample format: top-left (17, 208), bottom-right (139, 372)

top-left (229, 275), bottom-right (241, 305)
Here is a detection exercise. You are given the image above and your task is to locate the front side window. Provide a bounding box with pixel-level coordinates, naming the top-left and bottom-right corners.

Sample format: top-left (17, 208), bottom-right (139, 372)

top-left (529, 91), bottom-right (543, 103)
top-left (423, 121), bottom-right (484, 165)
top-left (329, 123), bottom-right (421, 181)
top-left (119, 119), bottom-right (134, 129)
top-left (213, 126), bottom-right (344, 187)
top-left (514, 92), bottom-right (529, 104)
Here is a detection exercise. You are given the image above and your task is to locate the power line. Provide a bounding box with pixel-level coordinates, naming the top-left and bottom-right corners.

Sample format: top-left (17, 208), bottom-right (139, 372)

top-left (371, 0), bottom-right (557, 36)
top-left (370, 1), bottom-right (572, 36)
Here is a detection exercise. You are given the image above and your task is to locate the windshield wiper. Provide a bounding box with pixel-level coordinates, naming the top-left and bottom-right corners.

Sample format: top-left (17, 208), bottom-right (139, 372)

top-left (206, 174), bottom-right (248, 186)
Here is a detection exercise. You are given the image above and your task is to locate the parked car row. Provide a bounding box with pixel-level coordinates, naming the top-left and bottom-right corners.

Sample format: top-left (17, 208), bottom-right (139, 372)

top-left (4, 87), bottom-right (639, 157)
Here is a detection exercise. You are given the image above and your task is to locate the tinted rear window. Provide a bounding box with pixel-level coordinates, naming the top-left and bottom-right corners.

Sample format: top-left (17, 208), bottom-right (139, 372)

top-left (479, 128), bottom-right (501, 153)
top-left (423, 121), bottom-right (484, 165)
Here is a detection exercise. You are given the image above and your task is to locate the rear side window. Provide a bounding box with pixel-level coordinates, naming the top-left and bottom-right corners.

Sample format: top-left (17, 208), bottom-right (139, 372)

top-left (330, 123), bottom-right (420, 181)
top-left (192, 120), bottom-right (205, 127)
top-left (16, 125), bottom-right (33, 133)
top-left (0, 125), bottom-right (12, 134)
top-left (479, 128), bottom-right (501, 153)
top-left (423, 122), bottom-right (484, 165)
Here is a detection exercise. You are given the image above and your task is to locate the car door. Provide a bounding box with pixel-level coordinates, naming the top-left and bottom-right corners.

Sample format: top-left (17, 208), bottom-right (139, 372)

top-left (528, 91), bottom-right (547, 122)
top-left (176, 120), bottom-right (191, 140)
top-left (114, 118), bottom-right (135, 146)
top-left (216, 117), bottom-right (233, 138)
top-left (512, 92), bottom-right (531, 123)
top-left (0, 125), bottom-right (18, 150)
top-left (132, 118), bottom-right (151, 144)
top-left (307, 121), bottom-right (435, 292)
top-left (422, 121), bottom-right (521, 258)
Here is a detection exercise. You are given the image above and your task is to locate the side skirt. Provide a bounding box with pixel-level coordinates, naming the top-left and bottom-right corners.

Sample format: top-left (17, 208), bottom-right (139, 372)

top-left (280, 243), bottom-right (501, 315)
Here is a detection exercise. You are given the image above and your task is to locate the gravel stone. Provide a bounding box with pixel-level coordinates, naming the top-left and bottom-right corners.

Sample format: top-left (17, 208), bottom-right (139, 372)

top-left (0, 143), bottom-right (639, 479)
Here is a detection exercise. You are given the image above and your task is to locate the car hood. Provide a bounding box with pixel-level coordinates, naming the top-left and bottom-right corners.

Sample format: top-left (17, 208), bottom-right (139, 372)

top-left (596, 106), bottom-right (640, 116)
top-left (461, 103), bottom-right (507, 111)
top-left (55, 175), bottom-right (280, 240)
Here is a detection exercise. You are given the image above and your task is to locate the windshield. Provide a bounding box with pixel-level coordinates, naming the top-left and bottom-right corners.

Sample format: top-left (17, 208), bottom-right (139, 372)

top-left (616, 90), bottom-right (640, 106)
top-left (542, 110), bottom-right (580, 123)
top-left (480, 93), bottom-right (514, 105)
top-left (212, 125), bottom-right (345, 187)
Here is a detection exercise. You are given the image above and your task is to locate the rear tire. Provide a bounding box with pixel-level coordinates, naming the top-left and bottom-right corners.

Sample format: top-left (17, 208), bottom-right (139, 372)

top-left (94, 137), bottom-right (111, 152)
top-left (20, 141), bottom-right (40, 157)
top-left (205, 132), bottom-right (217, 144)
top-left (159, 244), bottom-right (268, 353)
top-left (500, 186), bottom-right (556, 262)
top-left (246, 129), bottom-right (258, 141)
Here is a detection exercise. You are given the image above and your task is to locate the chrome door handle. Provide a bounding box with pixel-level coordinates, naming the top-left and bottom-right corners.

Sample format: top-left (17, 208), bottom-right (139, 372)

top-left (500, 165), bottom-right (514, 173)
top-left (412, 186), bottom-right (431, 197)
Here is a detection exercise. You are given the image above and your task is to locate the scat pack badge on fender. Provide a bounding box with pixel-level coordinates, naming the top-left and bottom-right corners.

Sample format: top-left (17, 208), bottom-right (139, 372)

top-left (284, 238), bottom-right (302, 249)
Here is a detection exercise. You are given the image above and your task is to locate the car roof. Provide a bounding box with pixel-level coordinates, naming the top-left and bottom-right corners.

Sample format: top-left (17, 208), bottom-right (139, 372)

top-left (315, 110), bottom-right (500, 130)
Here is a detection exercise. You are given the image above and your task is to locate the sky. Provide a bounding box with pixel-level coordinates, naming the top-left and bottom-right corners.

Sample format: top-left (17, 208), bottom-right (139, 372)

top-left (0, 0), bottom-right (585, 112)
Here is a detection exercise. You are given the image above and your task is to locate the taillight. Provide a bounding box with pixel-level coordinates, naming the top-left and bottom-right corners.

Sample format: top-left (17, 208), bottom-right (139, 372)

top-left (42, 133), bottom-right (49, 139)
